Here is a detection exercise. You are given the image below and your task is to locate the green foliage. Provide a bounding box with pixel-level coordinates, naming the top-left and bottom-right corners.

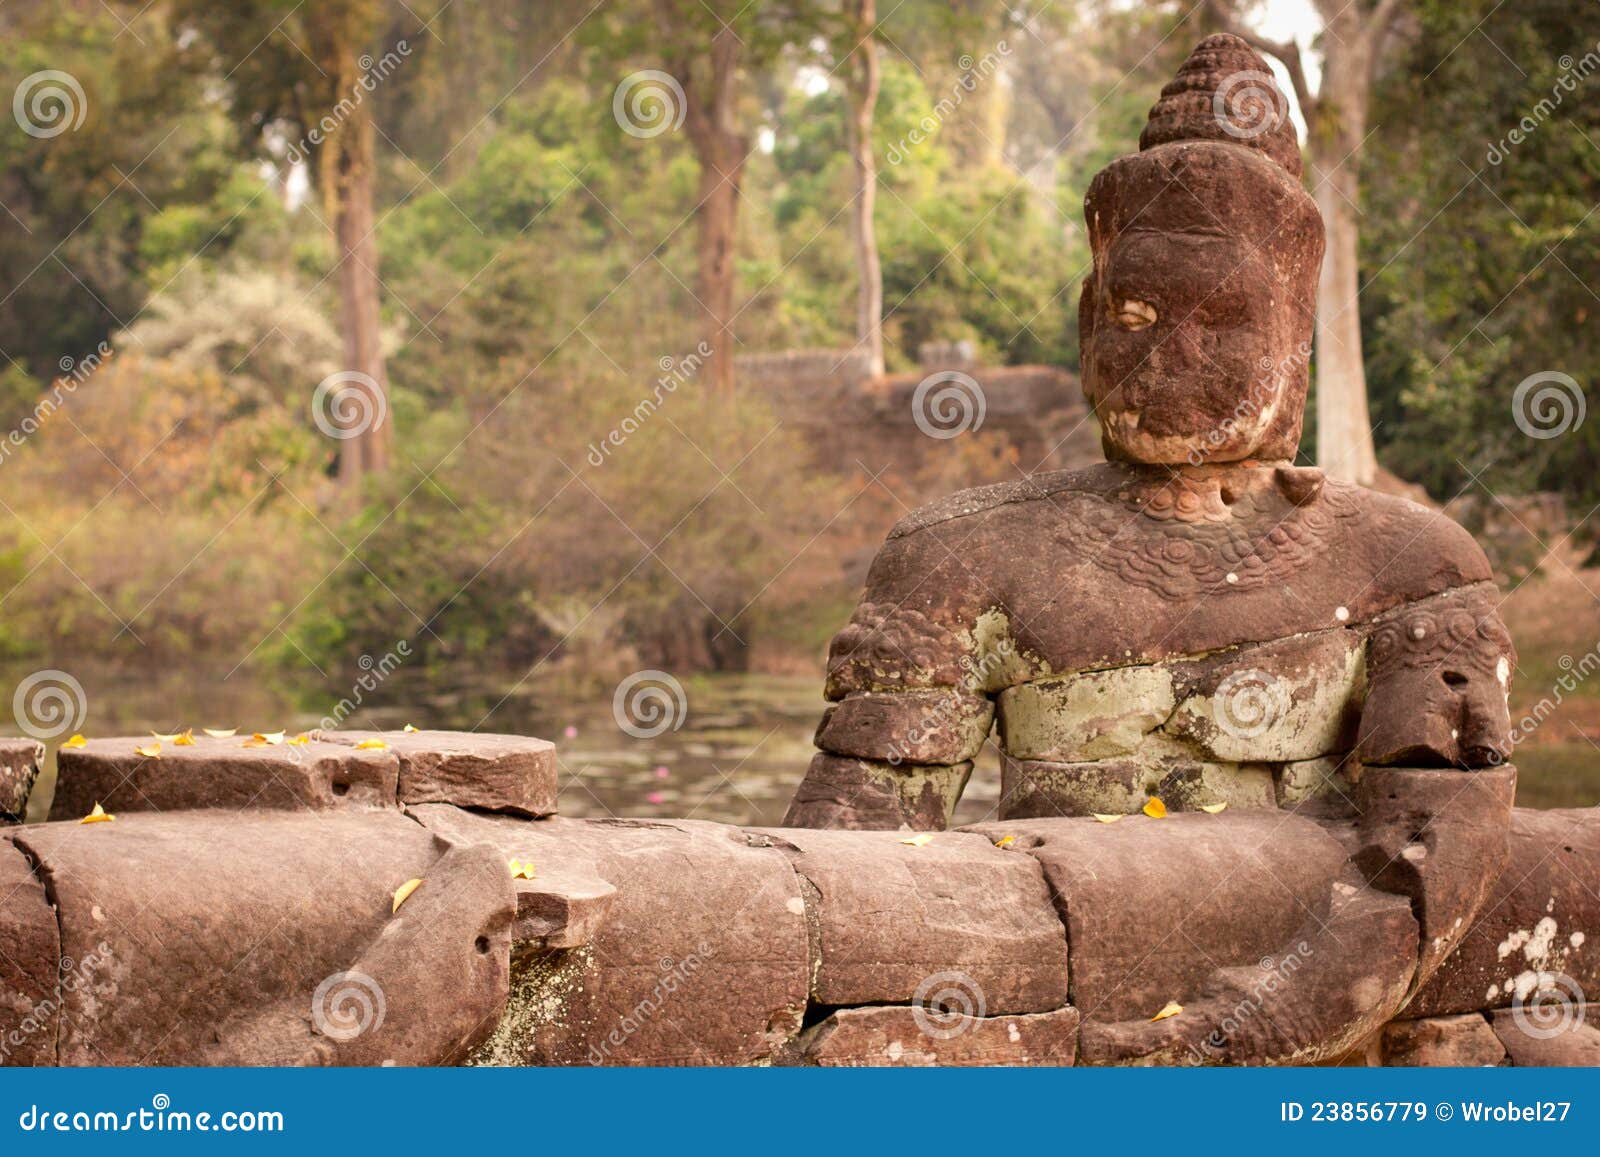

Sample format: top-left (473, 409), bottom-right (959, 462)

top-left (1362, 0), bottom-right (1600, 511)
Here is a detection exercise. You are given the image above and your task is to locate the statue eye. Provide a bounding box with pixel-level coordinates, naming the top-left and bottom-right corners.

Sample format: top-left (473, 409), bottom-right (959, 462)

top-left (1114, 299), bottom-right (1157, 330)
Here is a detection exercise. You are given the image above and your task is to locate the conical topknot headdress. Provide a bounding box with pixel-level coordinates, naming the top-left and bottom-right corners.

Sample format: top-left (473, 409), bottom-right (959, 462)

top-left (1138, 33), bottom-right (1301, 177)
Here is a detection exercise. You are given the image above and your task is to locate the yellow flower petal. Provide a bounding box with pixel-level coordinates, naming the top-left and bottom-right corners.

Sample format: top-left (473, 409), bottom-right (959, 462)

top-left (403, 723), bottom-right (419, 733)
top-left (899, 833), bottom-right (935, 847)
top-left (62, 733), bottom-right (87, 749)
top-left (203, 728), bottom-right (236, 739)
top-left (254, 731), bottom-right (285, 745)
top-left (392, 878), bottom-right (423, 913)
top-left (173, 729), bottom-right (195, 746)
top-left (151, 730), bottom-right (180, 743)
top-left (1092, 813), bottom-right (1124, 824)
top-left (1142, 797), bottom-right (1168, 819)
top-left (993, 834), bottom-right (1016, 849)
top-left (79, 802), bottom-right (114, 824)
top-left (354, 739), bottom-right (389, 750)
top-left (1199, 802), bottom-right (1228, 814)
top-left (1150, 1000), bottom-right (1183, 1022)
top-left (287, 733), bottom-right (310, 746)
top-left (135, 742), bottom-right (161, 758)
top-left (508, 859), bottom-right (537, 880)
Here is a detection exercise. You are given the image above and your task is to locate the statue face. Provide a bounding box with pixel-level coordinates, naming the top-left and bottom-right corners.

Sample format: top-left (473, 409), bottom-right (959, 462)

top-left (1082, 228), bottom-right (1298, 465)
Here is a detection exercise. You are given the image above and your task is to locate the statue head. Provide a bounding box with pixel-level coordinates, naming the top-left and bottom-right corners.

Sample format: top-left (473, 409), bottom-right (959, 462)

top-left (1079, 34), bottom-right (1323, 466)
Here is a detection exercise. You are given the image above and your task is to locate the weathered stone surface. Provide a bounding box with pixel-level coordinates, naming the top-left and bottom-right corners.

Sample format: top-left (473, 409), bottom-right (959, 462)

top-left (1000, 754), bottom-right (1150, 818)
top-left (413, 808), bottom-right (809, 1067)
top-left (1489, 1008), bottom-right (1600, 1066)
top-left (756, 827), bottom-right (1068, 1012)
top-left (999, 750), bottom-right (1274, 819)
top-left (964, 812), bottom-right (1353, 1025)
top-left (1358, 585), bottom-right (1514, 768)
top-left (783, 753), bottom-right (970, 831)
top-left (997, 667), bottom-right (1174, 762)
top-left (1164, 630), bottom-right (1364, 763)
top-left (0, 839), bottom-right (59, 1066)
top-left (512, 867), bottom-right (616, 950)
top-left (1348, 765), bottom-right (1517, 992)
top-left (1076, 872), bottom-right (1417, 1066)
top-left (0, 739), bottom-right (44, 824)
top-left (1276, 756), bottom-right (1358, 808)
top-left (1410, 807), bottom-right (1600, 1017)
top-left (1382, 1014), bottom-right (1505, 1066)
top-left (49, 735), bottom-right (399, 820)
top-left (10, 810), bottom-right (508, 1065)
top-left (803, 1005), bottom-right (1079, 1066)
top-left (815, 689), bottom-right (992, 765)
top-left (320, 729), bottom-right (556, 817)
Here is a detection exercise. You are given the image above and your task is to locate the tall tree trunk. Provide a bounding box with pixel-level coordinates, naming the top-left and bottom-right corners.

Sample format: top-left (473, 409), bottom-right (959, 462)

top-left (845, 0), bottom-right (884, 378)
top-left (679, 27), bottom-right (747, 404)
top-left (1309, 3), bottom-right (1379, 485)
top-left (314, 33), bottom-right (391, 487)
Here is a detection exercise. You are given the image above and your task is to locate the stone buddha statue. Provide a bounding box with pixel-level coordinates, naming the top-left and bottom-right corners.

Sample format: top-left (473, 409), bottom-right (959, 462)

top-left (784, 34), bottom-right (1515, 832)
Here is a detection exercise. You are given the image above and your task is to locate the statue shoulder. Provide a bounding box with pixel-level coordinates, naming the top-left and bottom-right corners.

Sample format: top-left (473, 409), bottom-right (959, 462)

top-left (1335, 481), bottom-right (1495, 594)
top-left (886, 464), bottom-right (1121, 542)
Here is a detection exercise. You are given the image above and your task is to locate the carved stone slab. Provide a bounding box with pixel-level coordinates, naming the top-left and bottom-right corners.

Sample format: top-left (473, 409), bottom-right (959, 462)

top-left (320, 729), bottom-right (557, 817)
top-left (49, 735), bottom-right (398, 819)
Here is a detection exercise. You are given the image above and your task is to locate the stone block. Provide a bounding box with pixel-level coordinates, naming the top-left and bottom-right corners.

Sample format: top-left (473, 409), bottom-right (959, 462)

top-left (0, 739), bottom-right (44, 824)
top-left (319, 729), bottom-right (556, 817)
top-left (997, 667), bottom-right (1176, 762)
top-left (0, 840), bottom-right (59, 1066)
top-left (803, 1005), bottom-right (1079, 1066)
top-left (1382, 1014), bottom-right (1505, 1066)
top-left (757, 827), bottom-right (1068, 1013)
top-left (49, 735), bottom-right (398, 819)
top-left (816, 690), bottom-right (993, 765)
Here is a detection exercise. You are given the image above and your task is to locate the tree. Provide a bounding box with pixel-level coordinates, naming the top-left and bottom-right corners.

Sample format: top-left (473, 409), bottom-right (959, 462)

top-left (1209, 0), bottom-right (1407, 485)
top-left (177, 0), bottom-right (407, 486)
top-left (841, 0), bottom-right (885, 377)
